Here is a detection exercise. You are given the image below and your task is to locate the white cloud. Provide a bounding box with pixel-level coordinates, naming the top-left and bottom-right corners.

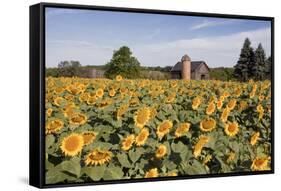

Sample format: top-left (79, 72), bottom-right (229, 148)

top-left (131, 27), bottom-right (271, 67)
top-left (190, 19), bottom-right (234, 30)
top-left (46, 40), bottom-right (114, 67)
top-left (46, 27), bottom-right (271, 68)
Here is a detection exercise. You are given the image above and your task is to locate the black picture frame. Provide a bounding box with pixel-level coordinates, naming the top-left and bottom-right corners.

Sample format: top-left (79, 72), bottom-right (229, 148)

top-left (29, 2), bottom-right (275, 188)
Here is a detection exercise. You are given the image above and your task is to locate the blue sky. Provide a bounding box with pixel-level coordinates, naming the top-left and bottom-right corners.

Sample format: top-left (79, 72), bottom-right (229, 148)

top-left (46, 7), bottom-right (271, 68)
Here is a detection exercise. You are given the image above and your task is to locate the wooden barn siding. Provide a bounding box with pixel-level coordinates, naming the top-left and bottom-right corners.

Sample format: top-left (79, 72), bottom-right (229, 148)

top-left (194, 64), bottom-right (210, 80)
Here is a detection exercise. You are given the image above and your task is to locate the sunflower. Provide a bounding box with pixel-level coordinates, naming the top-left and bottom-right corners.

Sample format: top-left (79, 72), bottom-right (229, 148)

top-left (250, 132), bottom-right (260, 146)
top-left (149, 107), bottom-right (158, 119)
top-left (82, 131), bottom-right (97, 145)
top-left (85, 149), bottom-right (112, 166)
top-left (109, 89), bottom-right (116, 97)
top-left (200, 118), bottom-right (216, 132)
top-left (135, 128), bottom-right (149, 146)
top-left (171, 81), bottom-right (178, 88)
top-left (222, 91), bottom-right (230, 98)
top-left (234, 87), bottom-right (242, 97)
top-left (86, 96), bottom-right (97, 105)
top-left (259, 95), bottom-right (265, 101)
top-left (239, 100), bottom-right (248, 111)
top-left (251, 157), bottom-right (270, 171)
top-left (54, 86), bottom-right (64, 94)
top-left (217, 99), bottom-right (223, 110)
top-left (53, 97), bottom-right (64, 107)
top-left (249, 85), bottom-right (257, 98)
top-left (155, 144), bottom-right (167, 158)
top-left (165, 93), bottom-right (176, 103)
top-left (145, 168), bottom-right (158, 178)
top-left (219, 95), bottom-right (225, 102)
top-left (60, 133), bottom-right (84, 157)
top-left (249, 90), bottom-right (256, 98)
top-left (192, 97), bottom-right (201, 110)
top-left (206, 101), bottom-right (216, 115)
top-left (258, 109), bottom-right (264, 120)
top-left (130, 97), bottom-right (140, 107)
top-left (46, 108), bottom-right (53, 117)
top-left (226, 152), bottom-right (236, 164)
top-left (116, 75), bottom-right (123, 81)
top-left (167, 171), bottom-right (177, 177)
top-left (203, 154), bottom-right (212, 165)
top-left (175, 122), bottom-right (191, 138)
top-left (134, 107), bottom-right (150, 128)
top-left (120, 87), bottom-right (128, 95)
top-left (63, 105), bottom-right (76, 118)
top-left (257, 104), bottom-right (264, 112)
top-left (69, 113), bottom-right (87, 126)
top-left (79, 92), bottom-right (89, 102)
top-left (156, 120), bottom-right (173, 139)
top-left (224, 121), bottom-right (239, 137)
top-left (121, 134), bottom-right (135, 151)
top-left (221, 107), bottom-right (230, 122)
top-left (95, 88), bottom-right (104, 98)
top-left (193, 136), bottom-right (209, 158)
top-left (97, 99), bottom-right (112, 109)
top-left (227, 99), bottom-right (237, 111)
top-left (67, 84), bottom-right (83, 95)
top-left (257, 104), bottom-right (265, 120)
top-left (116, 104), bottom-right (129, 121)
top-left (64, 94), bottom-right (74, 101)
top-left (45, 119), bottom-right (64, 134)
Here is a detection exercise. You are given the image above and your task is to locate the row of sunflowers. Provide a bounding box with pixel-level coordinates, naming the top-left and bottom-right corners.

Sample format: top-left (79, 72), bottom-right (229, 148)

top-left (45, 76), bottom-right (271, 184)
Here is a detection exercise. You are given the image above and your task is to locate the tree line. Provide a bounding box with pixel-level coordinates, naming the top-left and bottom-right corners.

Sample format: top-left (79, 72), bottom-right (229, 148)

top-left (46, 39), bottom-right (272, 81)
top-left (46, 46), bottom-right (171, 80)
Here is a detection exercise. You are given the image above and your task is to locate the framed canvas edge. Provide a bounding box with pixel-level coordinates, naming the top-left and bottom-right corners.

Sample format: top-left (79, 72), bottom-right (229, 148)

top-left (29, 3), bottom-right (45, 188)
top-left (29, 2), bottom-right (275, 189)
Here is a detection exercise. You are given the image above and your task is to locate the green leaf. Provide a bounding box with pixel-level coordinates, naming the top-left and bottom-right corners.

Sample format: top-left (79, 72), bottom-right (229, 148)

top-left (46, 170), bottom-right (68, 184)
top-left (103, 166), bottom-right (124, 180)
top-left (92, 142), bottom-right (113, 150)
top-left (45, 164), bottom-right (75, 184)
top-left (257, 146), bottom-right (265, 156)
top-left (171, 141), bottom-right (187, 153)
top-left (205, 135), bottom-right (216, 150)
top-left (60, 157), bottom-right (81, 177)
top-left (180, 149), bottom-right (192, 161)
top-left (184, 160), bottom-right (207, 175)
top-left (45, 159), bottom-right (54, 170)
top-left (145, 138), bottom-right (158, 148)
top-left (129, 148), bottom-right (143, 163)
top-left (46, 134), bottom-right (55, 149)
top-left (117, 153), bottom-right (132, 168)
top-left (83, 165), bottom-right (105, 181)
top-left (163, 159), bottom-right (177, 171)
top-left (229, 141), bottom-right (239, 153)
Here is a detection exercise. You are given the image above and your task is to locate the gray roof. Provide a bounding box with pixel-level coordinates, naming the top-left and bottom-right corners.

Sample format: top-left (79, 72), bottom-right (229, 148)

top-left (181, 54), bottom-right (191, 61)
top-left (171, 61), bottom-right (208, 72)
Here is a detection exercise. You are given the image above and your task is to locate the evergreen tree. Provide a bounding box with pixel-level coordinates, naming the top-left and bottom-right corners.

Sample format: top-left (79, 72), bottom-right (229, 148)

top-left (104, 46), bottom-right (141, 79)
top-left (265, 55), bottom-right (272, 79)
top-left (234, 38), bottom-right (255, 81)
top-left (253, 43), bottom-right (267, 80)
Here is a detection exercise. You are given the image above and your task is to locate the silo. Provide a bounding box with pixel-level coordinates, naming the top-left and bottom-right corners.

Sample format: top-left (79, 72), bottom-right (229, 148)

top-left (181, 54), bottom-right (191, 80)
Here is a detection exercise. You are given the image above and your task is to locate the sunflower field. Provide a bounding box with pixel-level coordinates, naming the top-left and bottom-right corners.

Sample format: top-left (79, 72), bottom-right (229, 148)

top-left (45, 76), bottom-right (272, 184)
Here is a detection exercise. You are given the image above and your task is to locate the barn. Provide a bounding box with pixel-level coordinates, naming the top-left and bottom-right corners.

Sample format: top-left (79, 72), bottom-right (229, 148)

top-left (170, 54), bottom-right (210, 80)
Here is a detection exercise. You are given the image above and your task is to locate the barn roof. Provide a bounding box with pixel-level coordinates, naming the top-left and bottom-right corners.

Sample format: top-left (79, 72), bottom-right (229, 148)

top-left (170, 61), bottom-right (209, 72)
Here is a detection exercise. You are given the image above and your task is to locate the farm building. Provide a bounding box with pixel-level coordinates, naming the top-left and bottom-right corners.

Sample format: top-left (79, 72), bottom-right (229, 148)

top-left (89, 68), bottom-right (105, 78)
top-left (170, 54), bottom-right (210, 80)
